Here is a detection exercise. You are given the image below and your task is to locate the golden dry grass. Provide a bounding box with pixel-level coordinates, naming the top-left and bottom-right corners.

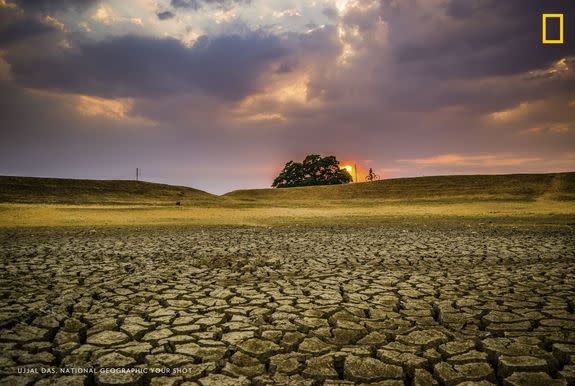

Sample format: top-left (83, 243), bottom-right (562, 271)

top-left (1, 199), bottom-right (573, 228)
top-left (224, 172), bottom-right (575, 204)
top-left (1, 172), bottom-right (573, 228)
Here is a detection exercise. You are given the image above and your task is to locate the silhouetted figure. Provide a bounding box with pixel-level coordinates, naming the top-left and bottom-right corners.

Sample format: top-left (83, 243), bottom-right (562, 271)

top-left (176, 201), bottom-right (181, 206)
top-left (365, 168), bottom-right (379, 182)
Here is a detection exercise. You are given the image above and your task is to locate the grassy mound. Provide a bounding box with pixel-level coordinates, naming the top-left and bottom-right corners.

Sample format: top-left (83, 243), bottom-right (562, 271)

top-left (1, 172), bottom-right (573, 207)
top-left (0, 176), bottom-right (219, 205)
top-left (224, 172), bottom-right (575, 205)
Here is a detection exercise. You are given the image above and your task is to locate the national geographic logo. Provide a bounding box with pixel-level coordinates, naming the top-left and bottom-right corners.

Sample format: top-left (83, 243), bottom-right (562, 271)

top-left (542, 13), bottom-right (564, 44)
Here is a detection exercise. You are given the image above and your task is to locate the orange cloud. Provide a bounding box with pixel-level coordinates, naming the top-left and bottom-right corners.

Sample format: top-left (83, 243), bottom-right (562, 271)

top-left (519, 125), bottom-right (571, 135)
top-left (399, 154), bottom-right (541, 167)
top-left (488, 101), bottom-right (541, 122)
top-left (233, 73), bottom-right (317, 123)
top-left (242, 113), bottom-right (286, 122)
top-left (77, 95), bottom-right (132, 119)
top-left (27, 88), bottom-right (155, 126)
top-left (91, 5), bottom-right (143, 26)
top-left (76, 95), bottom-right (154, 126)
top-left (0, 0), bottom-right (17, 9)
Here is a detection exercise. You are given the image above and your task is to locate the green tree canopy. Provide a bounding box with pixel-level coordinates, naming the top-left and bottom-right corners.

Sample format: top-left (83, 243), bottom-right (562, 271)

top-left (272, 154), bottom-right (353, 188)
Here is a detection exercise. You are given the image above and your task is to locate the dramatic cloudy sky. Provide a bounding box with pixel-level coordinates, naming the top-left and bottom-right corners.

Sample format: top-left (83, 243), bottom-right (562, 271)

top-left (0, 0), bottom-right (574, 193)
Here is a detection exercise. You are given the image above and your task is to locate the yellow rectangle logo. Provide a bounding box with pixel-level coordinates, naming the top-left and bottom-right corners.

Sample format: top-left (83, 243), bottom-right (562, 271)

top-left (542, 14), bottom-right (564, 44)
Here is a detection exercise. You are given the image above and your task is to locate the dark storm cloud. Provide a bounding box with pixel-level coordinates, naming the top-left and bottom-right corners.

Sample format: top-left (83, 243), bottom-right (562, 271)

top-left (13, 0), bottom-right (99, 13)
top-left (171, 0), bottom-right (250, 11)
top-left (156, 11), bottom-right (175, 20)
top-left (0, 18), bottom-right (56, 47)
top-left (383, 0), bottom-right (575, 79)
top-left (314, 0), bottom-right (575, 116)
top-left (8, 33), bottom-right (290, 100)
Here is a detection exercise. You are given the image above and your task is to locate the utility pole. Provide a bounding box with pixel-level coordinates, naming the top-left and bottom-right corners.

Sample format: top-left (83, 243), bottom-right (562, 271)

top-left (354, 163), bottom-right (358, 183)
top-left (136, 168), bottom-right (139, 181)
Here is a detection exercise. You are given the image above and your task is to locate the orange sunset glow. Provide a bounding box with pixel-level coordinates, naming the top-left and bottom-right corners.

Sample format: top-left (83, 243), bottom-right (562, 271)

top-left (341, 165), bottom-right (353, 173)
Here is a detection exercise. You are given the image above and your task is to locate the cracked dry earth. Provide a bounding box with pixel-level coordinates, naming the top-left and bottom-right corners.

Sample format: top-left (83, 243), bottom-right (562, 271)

top-left (1, 225), bottom-right (575, 386)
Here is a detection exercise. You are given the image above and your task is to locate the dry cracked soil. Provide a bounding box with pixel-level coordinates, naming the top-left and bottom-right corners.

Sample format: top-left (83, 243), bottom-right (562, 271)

top-left (1, 225), bottom-right (574, 386)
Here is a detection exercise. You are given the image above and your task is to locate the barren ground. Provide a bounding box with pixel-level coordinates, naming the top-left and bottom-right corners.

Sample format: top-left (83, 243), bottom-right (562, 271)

top-left (1, 224), bottom-right (574, 386)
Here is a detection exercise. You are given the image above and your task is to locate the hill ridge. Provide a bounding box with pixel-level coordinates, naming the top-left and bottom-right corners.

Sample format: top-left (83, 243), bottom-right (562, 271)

top-left (223, 172), bottom-right (575, 203)
top-left (0, 175), bottom-right (217, 205)
top-left (1, 172), bottom-right (574, 205)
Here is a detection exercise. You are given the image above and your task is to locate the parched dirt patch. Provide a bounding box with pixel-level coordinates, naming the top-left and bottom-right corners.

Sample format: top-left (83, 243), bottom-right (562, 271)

top-left (0, 225), bottom-right (574, 385)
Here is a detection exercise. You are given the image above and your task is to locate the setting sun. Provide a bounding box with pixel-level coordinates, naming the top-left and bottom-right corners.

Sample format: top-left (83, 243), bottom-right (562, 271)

top-left (342, 165), bottom-right (353, 173)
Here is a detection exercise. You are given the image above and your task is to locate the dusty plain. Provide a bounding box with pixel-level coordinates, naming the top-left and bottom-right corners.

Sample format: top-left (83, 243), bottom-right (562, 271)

top-left (1, 173), bottom-right (574, 386)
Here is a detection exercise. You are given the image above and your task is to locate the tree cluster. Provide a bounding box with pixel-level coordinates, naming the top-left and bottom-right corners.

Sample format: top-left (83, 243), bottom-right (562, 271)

top-left (272, 154), bottom-right (353, 188)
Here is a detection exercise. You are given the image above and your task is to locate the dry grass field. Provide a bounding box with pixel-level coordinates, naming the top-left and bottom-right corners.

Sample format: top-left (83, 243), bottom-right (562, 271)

top-left (0, 200), bottom-right (574, 228)
top-left (0, 173), bottom-right (574, 385)
top-left (0, 172), bottom-right (574, 228)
